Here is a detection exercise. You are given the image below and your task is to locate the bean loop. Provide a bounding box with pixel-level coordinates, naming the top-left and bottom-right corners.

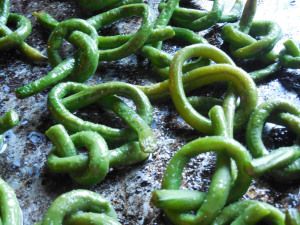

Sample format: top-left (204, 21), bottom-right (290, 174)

top-left (46, 125), bottom-right (148, 185)
top-left (48, 81), bottom-right (156, 153)
top-left (0, 0), bottom-right (46, 62)
top-left (38, 190), bottom-right (120, 225)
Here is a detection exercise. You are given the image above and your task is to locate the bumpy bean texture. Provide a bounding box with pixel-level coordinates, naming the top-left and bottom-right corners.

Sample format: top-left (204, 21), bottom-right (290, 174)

top-left (48, 81), bottom-right (155, 152)
top-left (46, 125), bottom-right (149, 185)
top-left (16, 3), bottom-right (159, 98)
top-left (0, 0), bottom-right (46, 62)
top-left (246, 100), bottom-right (300, 181)
top-left (222, 0), bottom-right (282, 81)
top-left (38, 190), bottom-right (121, 225)
top-left (45, 81), bottom-right (156, 184)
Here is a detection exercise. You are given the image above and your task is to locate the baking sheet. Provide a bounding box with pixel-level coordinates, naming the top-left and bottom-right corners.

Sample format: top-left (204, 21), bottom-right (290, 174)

top-left (0, 0), bottom-right (300, 224)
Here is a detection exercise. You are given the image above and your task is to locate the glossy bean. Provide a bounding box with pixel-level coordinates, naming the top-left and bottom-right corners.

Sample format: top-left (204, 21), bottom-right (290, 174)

top-left (38, 190), bottom-right (120, 225)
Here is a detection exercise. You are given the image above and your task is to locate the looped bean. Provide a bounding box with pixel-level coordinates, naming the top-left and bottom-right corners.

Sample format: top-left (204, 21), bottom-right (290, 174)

top-left (246, 100), bottom-right (300, 181)
top-left (46, 125), bottom-right (148, 185)
top-left (0, 0), bottom-right (46, 62)
top-left (212, 200), bottom-right (285, 225)
top-left (16, 19), bottom-right (99, 98)
top-left (159, 0), bottom-right (243, 30)
top-left (141, 27), bottom-right (209, 79)
top-left (222, 20), bottom-right (282, 60)
top-left (17, 3), bottom-right (157, 98)
top-left (139, 0), bottom-right (210, 79)
top-left (0, 110), bottom-right (19, 149)
top-left (87, 3), bottom-right (153, 61)
top-left (222, 0), bottom-right (282, 81)
top-left (280, 39), bottom-right (300, 69)
top-left (152, 136), bottom-right (252, 225)
top-left (169, 44), bottom-right (257, 134)
top-left (48, 81), bottom-right (156, 153)
top-left (0, 178), bottom-right (23, 225)
top-left (75, 0), bottom-right (143, 12)
top-left (38, 190), bottom-right (121, 225)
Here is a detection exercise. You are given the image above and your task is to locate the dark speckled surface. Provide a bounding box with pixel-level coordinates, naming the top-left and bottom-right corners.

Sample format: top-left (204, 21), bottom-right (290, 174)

top-left (0, 0), bottom-right (300, 224)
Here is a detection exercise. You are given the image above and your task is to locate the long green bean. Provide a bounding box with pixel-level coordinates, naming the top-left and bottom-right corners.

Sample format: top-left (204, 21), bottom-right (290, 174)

top-left (0, 0), bottom-right (46, 62)
top-left (38, 190), bottom-right (120, 225)
top-left (48, 81), bottom-right (156, 153)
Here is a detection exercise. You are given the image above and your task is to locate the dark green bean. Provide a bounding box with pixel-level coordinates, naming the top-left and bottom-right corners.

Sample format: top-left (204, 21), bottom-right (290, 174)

top-left (222, 0), bottom-right (282, 81)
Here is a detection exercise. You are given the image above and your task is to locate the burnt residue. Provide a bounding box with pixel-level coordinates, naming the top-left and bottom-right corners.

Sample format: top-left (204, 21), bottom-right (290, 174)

top-left (0, 0), bottom-right (300, 224)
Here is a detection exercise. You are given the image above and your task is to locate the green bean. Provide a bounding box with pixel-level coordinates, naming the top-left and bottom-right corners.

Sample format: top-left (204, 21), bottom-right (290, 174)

top-left (222, 0), bottom-right (282, 81)
top-left (286, 209), bottom-right (300, 225)
top-left (159, 0), bottom-right (243, 31)
top-left (16, 27), bottom-right (99, 98)
top-left (280, 39), bottom-right (300, 69)
top-left (141, 27), bottom-right (209, 79)
top-left (212, 200), bottom-right (285, 225)
top-left (46, 125), bottom-right (148, 185)
top-left (153, 136), bottom-right (252, 225)
top-left (169, 44), bottom-right (257, 134)
top-left (0, 0), bottom-right (46, 62)
top-left (246, 100), bottom-right (300, 181)
top-left (75, 0), bottom-right (143, 12)
top-left (48, 81), bottom-right (156, 153)
top-left (0, 178), bottom-right (23, 225)
top-left (34, 12), bottom-right (175, 49)
top-left (38, 190), bottom-right (120, 225)
top-left (159, 0), bottom-right (223, 32)
top-left (0, 110), bottom-right (19, 149)
top-left (17, 4), bottom-right (159, 98)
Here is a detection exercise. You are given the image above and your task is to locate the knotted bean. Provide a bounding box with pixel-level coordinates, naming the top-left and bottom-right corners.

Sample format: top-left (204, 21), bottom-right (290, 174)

top-left (46, 125), bottom-right (148, 185)
top-left (246, 100), bottom-right (300, 182)
top-left (17, 4), bottom-right (161, 98)
top-left (48, 81), bottom-right (156, 153)
top-left (0, 110), bottom-right (19, 149)
top-left (158, 0), bottom-right (243, 31)
top-left (222, 0), bottom-right (282, 81)
top-left (169, 44), bottom-right (257, 134)
top-left (0, 0), bottom-right (46, 62)
top-left (38, 190), bottom-right (120, 225)
top-left (152, 136), bottom-right (253, 225)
